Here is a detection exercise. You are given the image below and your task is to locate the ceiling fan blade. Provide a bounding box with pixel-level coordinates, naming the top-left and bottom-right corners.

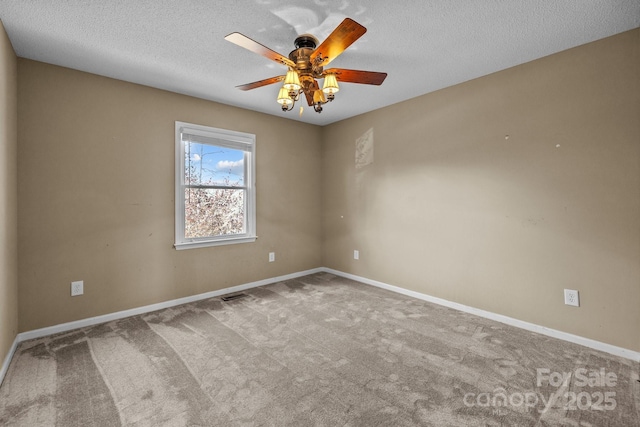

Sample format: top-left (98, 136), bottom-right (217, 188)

top-left (311, 18), bottom-right (366, 67)
top-left (304, 80), bottom-right (321, 106)
top-left (304, 91), bottom-right (314, 106)
top-left (225, 32), bottom-right (296, 68)
top-left (324, 68), bottom-right (387, 85)
top-left (236, 75), bottom-right (285, 91)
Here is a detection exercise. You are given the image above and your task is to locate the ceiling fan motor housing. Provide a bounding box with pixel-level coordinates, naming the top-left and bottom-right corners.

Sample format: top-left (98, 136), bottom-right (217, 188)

top-left (290, 34), bottom-right (323, 78)
top-left (294, 34), bottom-right (318, 49)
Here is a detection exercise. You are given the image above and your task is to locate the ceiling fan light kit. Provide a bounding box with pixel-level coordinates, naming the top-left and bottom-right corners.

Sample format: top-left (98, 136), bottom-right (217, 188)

top-left (225, 18), bottom-right (387, 114)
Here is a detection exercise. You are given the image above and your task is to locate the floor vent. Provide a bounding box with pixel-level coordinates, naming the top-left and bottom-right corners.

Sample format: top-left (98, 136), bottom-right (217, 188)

top-left (221, 293), bottom-right (248, 302)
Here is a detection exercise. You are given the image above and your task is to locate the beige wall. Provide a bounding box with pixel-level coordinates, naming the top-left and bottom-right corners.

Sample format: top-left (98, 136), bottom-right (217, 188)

top-left (17, 60), bottom-right (323, 331)
top-left (0, 20), bottom-right (18, 365)
top-left (13, 28), bottom-right (640, 354)
top-left (322, 29), bottom-right (640, 352)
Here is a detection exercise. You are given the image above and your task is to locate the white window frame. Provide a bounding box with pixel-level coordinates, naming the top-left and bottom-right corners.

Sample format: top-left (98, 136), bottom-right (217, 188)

top-left (175, 121), bottom-right (256, 250)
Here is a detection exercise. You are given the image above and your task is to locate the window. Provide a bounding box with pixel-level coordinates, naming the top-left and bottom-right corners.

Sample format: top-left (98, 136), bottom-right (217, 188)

top-left (175, 122), bottom-right (256, 249)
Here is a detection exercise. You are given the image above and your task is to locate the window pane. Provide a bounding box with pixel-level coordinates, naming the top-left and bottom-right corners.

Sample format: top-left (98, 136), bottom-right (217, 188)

top-left (184, 188), bottom-right (245, 238)
top-left (176, 122), bottom-right (256, 249)
top-left (184, 142), bottom-right (245, 186)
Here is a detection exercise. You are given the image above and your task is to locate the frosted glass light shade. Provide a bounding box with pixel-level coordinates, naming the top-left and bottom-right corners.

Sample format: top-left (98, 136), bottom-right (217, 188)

top-left (277, 86), bottom-right (293, 105)
top-left (322, 73), bottom-right (339, 94)
top-left (313, 89), bottom-right (327, 104)
top-left (283, 69), bottom-right (301, 91)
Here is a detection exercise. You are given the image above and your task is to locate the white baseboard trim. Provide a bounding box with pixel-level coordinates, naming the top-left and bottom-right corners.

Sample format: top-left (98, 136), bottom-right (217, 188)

top-left (17, 267), bottom-right (323, 343)
top-left (8, 266), bottom-right (639, 372)
top-left (324, 268), bottom-right (640, 363)
top-left (0, 335), bottom-right (19, 386)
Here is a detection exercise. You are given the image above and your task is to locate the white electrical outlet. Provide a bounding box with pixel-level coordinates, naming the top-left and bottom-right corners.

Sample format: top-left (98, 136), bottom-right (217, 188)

top-left (269, 252), bottom-right (275, 262)
top-left (354, 250), bottom-right (359, 260)
top-left (71, 280), bottom-right (84, 296)
top-left (564, 289), bottom-right (579, 307)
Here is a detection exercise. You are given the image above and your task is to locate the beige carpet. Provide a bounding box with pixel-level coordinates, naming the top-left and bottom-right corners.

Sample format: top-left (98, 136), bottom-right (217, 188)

top-left (1, 272), bottom-right (639, 426)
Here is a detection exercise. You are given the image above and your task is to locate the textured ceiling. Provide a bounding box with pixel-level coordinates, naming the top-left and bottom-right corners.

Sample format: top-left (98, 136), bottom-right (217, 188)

top-left (1, 1), bottom-right (638, 126)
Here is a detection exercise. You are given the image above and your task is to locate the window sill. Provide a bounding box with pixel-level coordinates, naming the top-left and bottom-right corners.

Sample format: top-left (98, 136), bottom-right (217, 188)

top-left (174, 235), bottom-right (257, 250)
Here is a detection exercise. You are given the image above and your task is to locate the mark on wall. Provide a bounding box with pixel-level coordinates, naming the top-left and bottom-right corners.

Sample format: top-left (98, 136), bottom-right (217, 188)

top-left (356, 128), bottom-right (374, 169)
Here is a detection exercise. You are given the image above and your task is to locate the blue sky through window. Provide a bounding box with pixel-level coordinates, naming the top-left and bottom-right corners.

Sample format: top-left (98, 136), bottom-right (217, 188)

top-left (185, 142), bottom-right (245, 186)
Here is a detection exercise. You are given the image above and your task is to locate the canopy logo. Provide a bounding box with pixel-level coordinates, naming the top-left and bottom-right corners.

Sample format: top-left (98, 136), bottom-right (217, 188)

top-left (463, 367), bottom-right (618, 414)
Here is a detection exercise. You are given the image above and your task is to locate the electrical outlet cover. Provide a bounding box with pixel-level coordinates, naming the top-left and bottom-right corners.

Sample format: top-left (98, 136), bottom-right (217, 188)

top-left (564, 289), bottom-right (579, 307)
top-left (71, 280), bottom-right (84, 296)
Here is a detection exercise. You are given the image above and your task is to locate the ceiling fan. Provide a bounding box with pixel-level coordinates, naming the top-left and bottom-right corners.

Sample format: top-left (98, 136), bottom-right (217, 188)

top-left (224, 18), bottom-right (387, 114)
